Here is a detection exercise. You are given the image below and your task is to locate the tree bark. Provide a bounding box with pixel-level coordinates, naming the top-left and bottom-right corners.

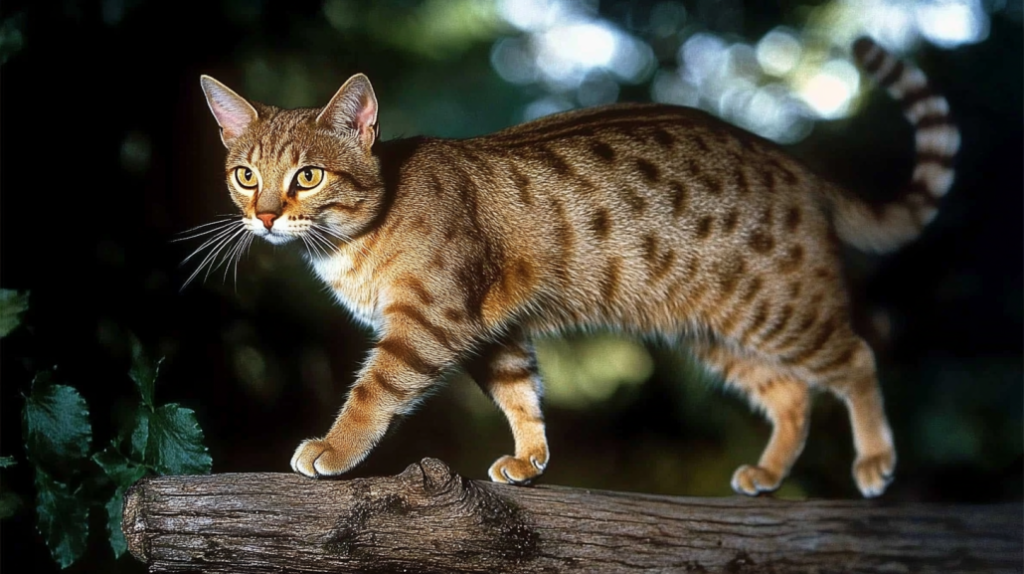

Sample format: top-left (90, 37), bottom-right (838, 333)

top-left (123, 458), bottom-right (1022, 573)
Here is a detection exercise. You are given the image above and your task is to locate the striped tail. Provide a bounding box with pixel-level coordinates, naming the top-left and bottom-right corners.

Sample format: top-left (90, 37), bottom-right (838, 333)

top-left (828, 37), bottom-right (961, 254)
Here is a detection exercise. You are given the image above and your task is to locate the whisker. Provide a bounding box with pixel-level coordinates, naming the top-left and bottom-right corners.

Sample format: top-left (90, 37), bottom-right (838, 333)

top-left (221, 230), bottom-right (251, 284)
top-left (172, 222), bottom-right (239, 242)
top-left (314, 223), bottom-right (372, 259)
top-left (204, 227), bottom-right (248, 282)
top-left (180, 223), bottom-right (242, 264)
top-left (233, 234), bottom-right (254, 288)
top-left (182, 227), bottom-right (246, 289)
top-left (307, 228), bottom-right (338, 259)
top-left (172, 217), bottom-right (240, 242)
top-left (302, 233), bottom-right (329, 260)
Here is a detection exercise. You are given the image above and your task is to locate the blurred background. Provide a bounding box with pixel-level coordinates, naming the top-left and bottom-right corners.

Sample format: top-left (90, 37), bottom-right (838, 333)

top-left (1, 0), bottom-right (1021, 570)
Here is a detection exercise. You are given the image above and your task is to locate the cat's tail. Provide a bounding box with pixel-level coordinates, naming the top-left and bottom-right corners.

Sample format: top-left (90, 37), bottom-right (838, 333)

top-left (827, 36), bottom-right (960, 254)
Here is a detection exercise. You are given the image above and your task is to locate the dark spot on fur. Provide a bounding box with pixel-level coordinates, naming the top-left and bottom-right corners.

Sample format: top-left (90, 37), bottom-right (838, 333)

top-left (748, 229), bottom-right (775, 254)
top-left (723, 210), bottom-right (739, 233)
top-left (635, 159), bottom-right (661, 183)
top-left (653, 129), bottom-right (675, 148)
top-left (696, 216), bottom-right (713, 239)
top-left (600, 257), bottom-right (622, 301)
top-left (670, 182), bottom-right (687, 218)
top-left (591, 141), bottom-right (616, 162)
top-left (780, 245), bottom-right (804, 273)
top-left (785, 206), bottom-right (802, 232)
top-left (591, 208), bottom-right (611, 241)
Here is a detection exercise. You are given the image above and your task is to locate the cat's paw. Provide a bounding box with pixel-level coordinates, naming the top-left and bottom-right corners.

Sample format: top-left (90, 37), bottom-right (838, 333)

top-left (488, 454), bottom-right (548, 485)
top-left (730, 464), bottom-right (782, 496)
top-left (290, 439), bottom-right (354, 478)
top-left (853, 451), bottom-right (896, 498)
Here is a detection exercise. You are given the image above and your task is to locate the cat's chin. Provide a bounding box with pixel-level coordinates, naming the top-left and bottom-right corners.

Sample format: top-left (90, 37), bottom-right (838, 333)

top-left (259, 233), bottom-right (296, 245)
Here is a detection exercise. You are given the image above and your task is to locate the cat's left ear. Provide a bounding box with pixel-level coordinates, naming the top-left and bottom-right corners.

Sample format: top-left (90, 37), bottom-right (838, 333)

top-left (317, 74), bottom-right (379, 148)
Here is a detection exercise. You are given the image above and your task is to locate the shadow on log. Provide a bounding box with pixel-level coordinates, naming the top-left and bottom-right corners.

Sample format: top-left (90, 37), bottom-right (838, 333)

top-left (123, 458), bottom-right (1022, 573)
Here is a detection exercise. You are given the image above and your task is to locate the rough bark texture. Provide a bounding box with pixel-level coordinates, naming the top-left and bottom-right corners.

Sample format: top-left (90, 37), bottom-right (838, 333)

top-left (123, 458), bottom-right (1022, 573)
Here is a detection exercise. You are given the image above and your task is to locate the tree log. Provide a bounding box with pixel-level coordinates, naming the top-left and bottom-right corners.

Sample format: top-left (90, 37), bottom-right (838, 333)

top-left (123, 458), bottom-right (1022, 573)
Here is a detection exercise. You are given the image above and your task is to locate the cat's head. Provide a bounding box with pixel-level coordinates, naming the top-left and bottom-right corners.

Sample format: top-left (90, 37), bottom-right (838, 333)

top-left (200, 74), bottom-right (383, 247)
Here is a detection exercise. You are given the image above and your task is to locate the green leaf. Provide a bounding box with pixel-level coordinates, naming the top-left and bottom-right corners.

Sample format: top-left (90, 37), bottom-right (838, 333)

top-left (104, 491), bottom-right (130, 557)
top-left (129, 409), bottom-right (150, 461)
top-left (23, 381), bottom-right (92, 470)
top-left (93, 447), bottom-right (147, 558)
top-left (35, 468), bottom-right (89, 568)
top-left (128, 336), bottom-right (160, 408)
top-left (0, 455), bottom-right (19, 519)
top-left (0, 490), bottom-right (21, 519)
top-left (145, 404), bottom-right (212, 475)
top-left (92, 446), bottom-right (148, 490)
top-left (0, 289), bottom-right (29, 337)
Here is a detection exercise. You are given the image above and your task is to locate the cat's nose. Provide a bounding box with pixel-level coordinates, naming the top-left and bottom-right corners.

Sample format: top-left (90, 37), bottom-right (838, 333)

top-left (256, 213), bottom-right (278, 230)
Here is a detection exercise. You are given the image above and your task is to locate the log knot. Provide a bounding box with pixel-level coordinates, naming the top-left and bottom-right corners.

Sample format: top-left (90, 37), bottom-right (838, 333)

top-left (323, 459), bottom-right (539, 572)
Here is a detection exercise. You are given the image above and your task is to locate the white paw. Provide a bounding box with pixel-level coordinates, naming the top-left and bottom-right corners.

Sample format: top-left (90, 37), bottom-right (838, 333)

top-left (731, 464), bottom-right (782, 496)
top-left (290, 439), bottom-right (352, 478)
top-left (853, 451), bottom-right (896, 498)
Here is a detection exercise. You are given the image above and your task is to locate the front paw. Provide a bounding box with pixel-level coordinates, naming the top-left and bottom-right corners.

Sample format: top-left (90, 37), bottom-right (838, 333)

top-left (731, 464), bottom-right (782, 496)
top-left (290, 438), bottom-right (356, 478)
top-left (488, 454), bottom-right (547, 485)
top-left (853, 450), bottom-right (895, 498)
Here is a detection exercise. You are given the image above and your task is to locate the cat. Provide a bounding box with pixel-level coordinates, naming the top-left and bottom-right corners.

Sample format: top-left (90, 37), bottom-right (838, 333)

top-left (197, 37), bottom-right (958, 498)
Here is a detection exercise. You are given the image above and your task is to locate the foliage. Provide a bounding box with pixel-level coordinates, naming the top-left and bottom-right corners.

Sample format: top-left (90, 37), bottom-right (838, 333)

top-left (2, 291), bottom-right (212, 568)
top-left (0, 289), bottom-right (29, 337)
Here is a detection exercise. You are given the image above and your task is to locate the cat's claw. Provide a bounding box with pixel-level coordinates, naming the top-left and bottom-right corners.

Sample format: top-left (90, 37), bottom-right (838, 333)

top-left (853, 451), bottom-right (896, 498)
top-left (731, 464), bottom-right (782, 496)
top-left (488, 454), bottom-right (547, 485)
top-left (290, 438), bottom-right (352, 478)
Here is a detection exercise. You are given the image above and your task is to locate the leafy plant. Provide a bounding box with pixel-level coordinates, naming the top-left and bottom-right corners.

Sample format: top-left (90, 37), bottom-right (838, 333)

top-left (2, 289), bottom-right (213, 568)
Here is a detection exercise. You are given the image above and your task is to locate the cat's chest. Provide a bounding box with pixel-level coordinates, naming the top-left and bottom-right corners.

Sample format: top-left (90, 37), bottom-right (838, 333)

top-left (310, 252), bottom-right (385, 332)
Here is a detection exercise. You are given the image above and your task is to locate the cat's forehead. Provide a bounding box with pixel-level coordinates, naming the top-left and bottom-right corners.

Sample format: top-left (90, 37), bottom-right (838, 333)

top-left (226, 106), bottom-right (353, 165)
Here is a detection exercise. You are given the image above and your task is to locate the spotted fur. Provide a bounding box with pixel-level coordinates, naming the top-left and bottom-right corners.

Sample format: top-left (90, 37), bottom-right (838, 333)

top-left (198, 38), bottom-right (956, 498)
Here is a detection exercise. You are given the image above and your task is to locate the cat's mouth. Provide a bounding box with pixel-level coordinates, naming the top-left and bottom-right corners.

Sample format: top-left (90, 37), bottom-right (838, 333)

top-left (245, 218), bottom-right (298, 245)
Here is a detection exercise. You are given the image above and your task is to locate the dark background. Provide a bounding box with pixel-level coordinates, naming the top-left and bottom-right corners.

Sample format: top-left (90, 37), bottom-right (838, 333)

top-left (1, 0), bottom-right (1021, 571)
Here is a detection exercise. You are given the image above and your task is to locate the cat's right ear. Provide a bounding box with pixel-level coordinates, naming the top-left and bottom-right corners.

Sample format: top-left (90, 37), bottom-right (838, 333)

top-left (200, 75), bottom-right (259, 148)
top-left (317, 74), bottom-right (378, 149)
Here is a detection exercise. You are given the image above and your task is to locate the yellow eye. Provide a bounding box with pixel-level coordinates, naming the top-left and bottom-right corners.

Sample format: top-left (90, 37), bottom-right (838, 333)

top-left (296, 167), bottom-right (324, 189)
top-left (235, 167), bottom-right (258, 189)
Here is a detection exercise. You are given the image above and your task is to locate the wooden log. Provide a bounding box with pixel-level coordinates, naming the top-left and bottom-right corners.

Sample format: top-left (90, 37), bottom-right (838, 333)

top-left (123, 458), bottom-right (1022, 573)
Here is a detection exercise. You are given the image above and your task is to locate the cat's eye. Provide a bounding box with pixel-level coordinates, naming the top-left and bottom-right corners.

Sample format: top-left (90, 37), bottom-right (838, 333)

top-left (235, 167), bottom-right (258, 189)
top-left (295, 167), bottom-right (324, 189)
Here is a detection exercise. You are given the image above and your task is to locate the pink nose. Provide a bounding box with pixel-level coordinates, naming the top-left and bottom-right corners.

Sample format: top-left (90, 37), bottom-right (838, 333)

top-left (256, 213), bottom-right (277, 230)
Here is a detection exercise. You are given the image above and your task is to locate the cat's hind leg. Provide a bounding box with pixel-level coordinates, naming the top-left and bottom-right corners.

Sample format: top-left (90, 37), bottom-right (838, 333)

top-left (801, 336), bottom-right (895, 497)
top-left (692, 341), bottom-right (811, 495)
top-left (465, 329), bottom-right (549, 484)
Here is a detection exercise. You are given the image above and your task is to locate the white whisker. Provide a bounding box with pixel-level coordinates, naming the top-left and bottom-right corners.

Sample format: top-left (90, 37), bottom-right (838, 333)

top-left (307, 228), bottom-right (339, 259)
top-left (204, 227), bottom-right (248, 282)
top-left (172, 217), bottom-right (240, 242)
top-left (221, 230), bottom-right (252, 284)
top-left (181, 226), bottom-right (246, 289)
top-left (181, 222), bottom-right (244, 264)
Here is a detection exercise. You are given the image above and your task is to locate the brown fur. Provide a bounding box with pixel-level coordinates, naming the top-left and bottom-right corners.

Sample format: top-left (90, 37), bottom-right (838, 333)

top-left (199, 37), bottom-right (958, 497)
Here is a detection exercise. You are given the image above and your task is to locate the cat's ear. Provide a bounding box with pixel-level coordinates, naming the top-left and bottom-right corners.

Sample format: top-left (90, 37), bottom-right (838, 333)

top-left (317, 74), bottom-right (378, 148)
top-left (200, 75), bottom-right (259, 147)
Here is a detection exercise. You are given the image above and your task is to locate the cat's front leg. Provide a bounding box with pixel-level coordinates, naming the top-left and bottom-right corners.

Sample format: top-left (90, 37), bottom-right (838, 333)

top-left (291, 312), bottom-right (464, 477)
